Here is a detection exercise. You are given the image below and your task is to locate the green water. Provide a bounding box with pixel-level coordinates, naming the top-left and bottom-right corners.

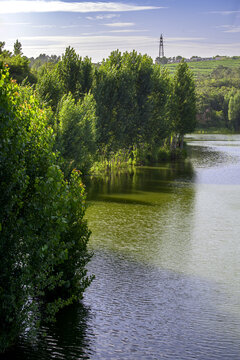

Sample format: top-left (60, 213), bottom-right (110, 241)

top-left (87, 136), bottom-right (240, 295)
top-left (6, 134), bottom-right (240, 359)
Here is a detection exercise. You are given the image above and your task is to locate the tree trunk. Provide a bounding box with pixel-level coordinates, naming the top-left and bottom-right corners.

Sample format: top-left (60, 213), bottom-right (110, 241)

top-left (179, 135), bottom-right (184, 149)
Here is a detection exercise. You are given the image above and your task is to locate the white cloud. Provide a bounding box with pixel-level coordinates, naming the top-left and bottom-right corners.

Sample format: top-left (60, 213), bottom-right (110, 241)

top-left (16, 34), bottom-right (154, 44)
top-left (109, 29), bottom-right (148, 33)
top-left (60, 25), bottom-right (80, 29)
top-left (31, 24), bottom-right (56, 28)
top-left (104, 22), bottom-right (135, 27)
top-left (8, 34), bottom-right (240, 61)
top-left (215, 24), bottom-right (240, 33)
top-left (86, 14), bottom-right (120, 20)
top-left (2, 22), bottom-right (31, 26)
top-left (167, 37), bottom-right (206, 42)
top-left (13, 34), bottom-right (157, 53)
top-left (96, 14), bottom-right (119, 20)
top-left (210, 11), bottom-right (240, 15)
top-left (0, 1), bottom-right (163, 14)
top-left (224, 27), bottom-right (240, 33)
top-left (215, 25), bottom-right (232, 28)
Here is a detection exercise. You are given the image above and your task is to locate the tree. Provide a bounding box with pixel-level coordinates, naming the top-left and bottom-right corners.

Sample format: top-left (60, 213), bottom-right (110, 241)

top-left (176, 55), bottom-right (183, 61)
top-left (171, 60), bottom-right (196, 148)
top-left (155, 56), bottom-right (168, 65)
top-left (0, 51), bottom-right (35, 84)
top-left (148, 66), bottom-right (171, 147)
top-left (93, 50), bottom-right (155, 153)
top-left (36, 64), bottom-right (63, 111)
top-left (13, 39), bottom-right (22, 56)
top-left (57, 47), bottom-right (81, 97)
top-left (57, 47), bottom-right (94, 101)
top-left (0, 64), bottom-right (93, 352)
top-left (0, 41), bottom-right (5, 54)
top-left (228, 91), bottom-right (240, 131)
top-left (57, 92), bottom-right (97, 174)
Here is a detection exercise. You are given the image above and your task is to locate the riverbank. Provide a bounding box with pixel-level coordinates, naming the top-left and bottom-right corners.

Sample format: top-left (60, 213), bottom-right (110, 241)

top-left (194, 128), bottom-right (237, 135)
top-left (90, 146), bottom-right (187, 175)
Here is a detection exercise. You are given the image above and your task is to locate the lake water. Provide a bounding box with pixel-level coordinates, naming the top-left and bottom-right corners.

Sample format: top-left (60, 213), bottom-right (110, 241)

top-left (5, 134), bottom-right (240, 359)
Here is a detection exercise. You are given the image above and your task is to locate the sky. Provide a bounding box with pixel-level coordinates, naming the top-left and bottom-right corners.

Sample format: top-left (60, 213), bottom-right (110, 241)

top-left (0, 0), bottom-right (240, 62)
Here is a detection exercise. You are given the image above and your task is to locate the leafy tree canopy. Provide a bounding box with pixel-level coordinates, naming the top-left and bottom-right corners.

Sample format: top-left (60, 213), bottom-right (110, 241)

top-left (0, 64), bottom-right (93, 352)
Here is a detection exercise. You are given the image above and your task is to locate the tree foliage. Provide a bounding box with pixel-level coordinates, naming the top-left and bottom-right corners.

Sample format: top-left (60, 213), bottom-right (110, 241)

top-left (57, 47), bottom-right (94, 101)
top-left (13, 39), bottom-right (23, 56)
top-left (171, 60), bottom-right (197, 140)
top-left (57, 92), bottom-right (97, 174)
top-left (36, 64), bottom-right (63, 111)
top-left (0, 41), bottom-right (35, 84)
top-left (0, 65), bottom-right (93, 352)
top-left (196, 65), bottom-right (240, 130)
top-left (228, 90), bottom-right (240, 131)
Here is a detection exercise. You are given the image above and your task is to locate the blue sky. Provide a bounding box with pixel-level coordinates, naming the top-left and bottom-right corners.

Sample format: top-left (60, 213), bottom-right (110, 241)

top-left (0, 0), bottom-right (240, 61)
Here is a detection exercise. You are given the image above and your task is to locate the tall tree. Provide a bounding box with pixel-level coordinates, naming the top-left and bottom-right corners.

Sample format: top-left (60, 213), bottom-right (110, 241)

top-left (13, 39), bottom-right (22, 56)
top-left (57, 47), bottom-right (94, 101)
top-left (57, 92), bottom-right (96, 173)
top-left (36, 64), bottom-right (63, 111)
top-left (148, 65), bottom-right (171, 147)
top-left (228, 90), bottom-right (240, 131)
top-left (171, 60), bottom-right (196, 148)
top-left (57, 46), bottom-right (81, 97)
top-left (94, 50), bottom-right (154, 153)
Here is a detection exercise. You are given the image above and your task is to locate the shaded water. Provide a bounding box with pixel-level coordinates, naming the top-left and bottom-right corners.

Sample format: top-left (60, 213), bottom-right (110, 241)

top-left (5, 135), bottom-right (240, 359)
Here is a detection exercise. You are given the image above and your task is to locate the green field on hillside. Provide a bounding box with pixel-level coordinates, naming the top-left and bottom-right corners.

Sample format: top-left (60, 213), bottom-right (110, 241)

top-left (165, 58), bottom-right (240, 77)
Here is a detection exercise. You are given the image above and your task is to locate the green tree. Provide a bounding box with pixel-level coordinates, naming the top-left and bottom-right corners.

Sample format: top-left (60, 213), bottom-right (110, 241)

top-left (94, 50), bottom-right (154, 153)
top-left (94, 50), bottom-right (138, 152)
top-left (57, 47), bottom-right (81, 97)
top-left (0, 53), bottom-right (35, 84)
top-left (0, 64), bottom-right (93, 352)
top-left (13, 39), bottom-right (22, 56)
top-left (36, 64), bottom-right (63, 111)
top-left (148, 65), bottom-right (171, 148)
top-left (0, 41), bottom-right (5, 54)
top-left (122, 51), bottom-right (153, 145)
top-left (57, 92), bottom-right (97, 174)
top-left (228, 90), bottom-right (240, 131)
top-left (57, 47), bottom-right (94, 101)
top-left (171, 60), bottom-right (197, 148)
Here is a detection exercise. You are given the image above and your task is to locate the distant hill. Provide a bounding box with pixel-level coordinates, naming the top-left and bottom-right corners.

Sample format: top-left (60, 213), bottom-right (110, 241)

top-left (164, 57), bottom-right (240, 77)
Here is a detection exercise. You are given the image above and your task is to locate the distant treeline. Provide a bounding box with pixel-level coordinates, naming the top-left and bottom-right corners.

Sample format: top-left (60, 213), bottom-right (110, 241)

top-left (196, 65), bottom-right (240, 132)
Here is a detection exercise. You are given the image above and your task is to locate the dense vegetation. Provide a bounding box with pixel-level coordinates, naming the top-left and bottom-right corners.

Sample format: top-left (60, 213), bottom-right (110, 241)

top-left (0, 63), bottom-right (93, 352)
top-left (196, 65), bottom-right (240, 131)
top-left (166, 58), bottom-right (240, 132)
top-left (1, 41), bottom-right (197, 174)
top-left (31, 47), bottom-right (196, 172)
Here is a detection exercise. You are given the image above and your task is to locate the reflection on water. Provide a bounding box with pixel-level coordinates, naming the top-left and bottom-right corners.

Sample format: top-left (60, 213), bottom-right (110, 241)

top-left (6, 135), bottom-right (240, 359)
top-left (5, 304), bottom-right (93, 360)
top-left (85, 163), bottom-right (196, 275)
top-left (86, 161), bottom-right (195, 204)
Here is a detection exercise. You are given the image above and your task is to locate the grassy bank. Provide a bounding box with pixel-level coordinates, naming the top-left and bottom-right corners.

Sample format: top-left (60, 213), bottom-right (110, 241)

top-left (90, 146), bottom-right (187, 175)
top-left (194, 128), bottom-right (236, 134)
